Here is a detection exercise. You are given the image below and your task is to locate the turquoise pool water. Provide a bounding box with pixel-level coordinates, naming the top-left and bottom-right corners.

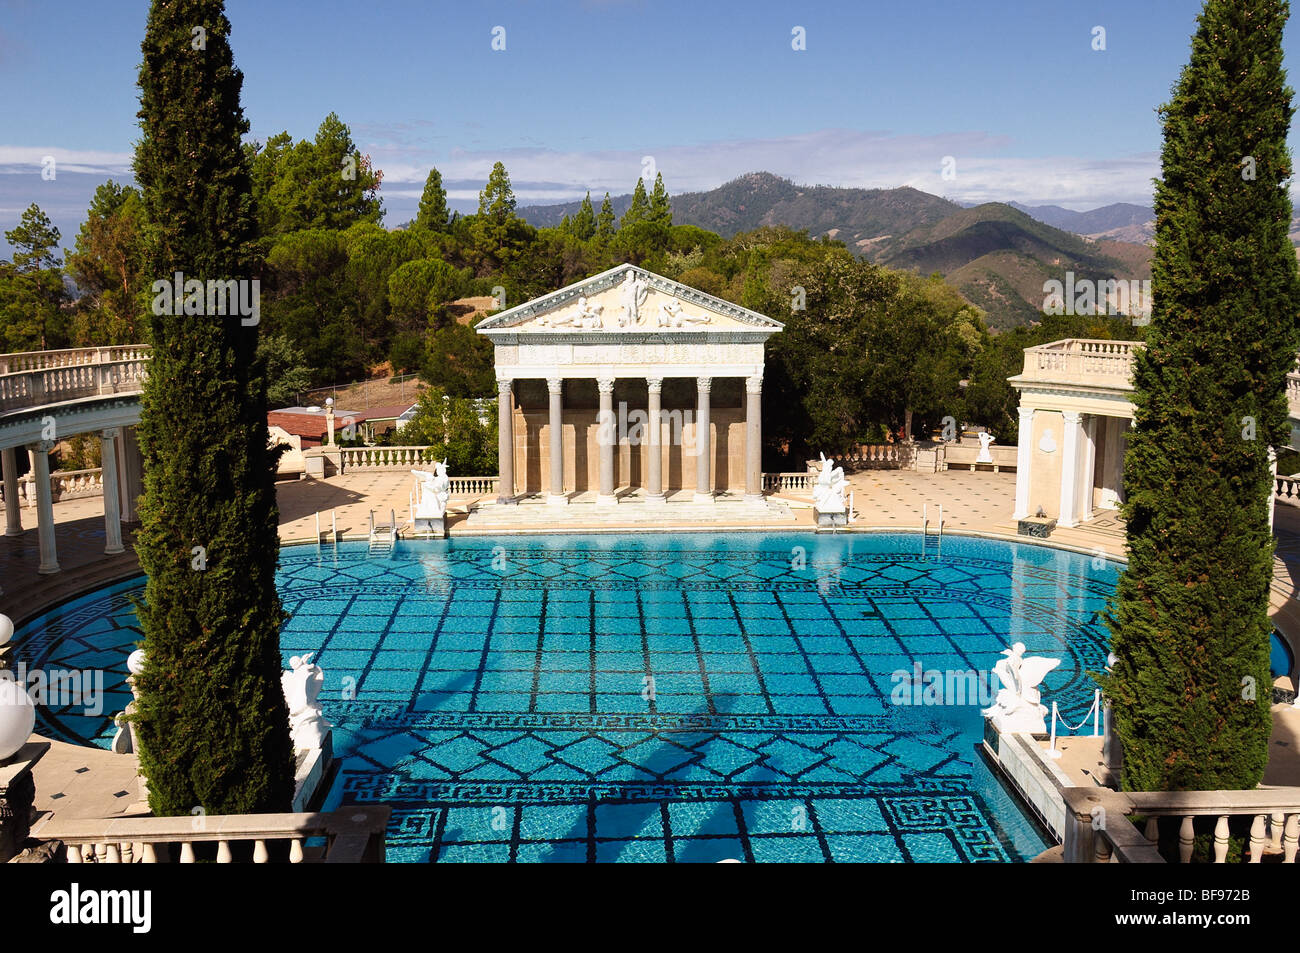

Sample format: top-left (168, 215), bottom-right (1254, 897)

top-left (13, 532), bottom-right (1118, 862)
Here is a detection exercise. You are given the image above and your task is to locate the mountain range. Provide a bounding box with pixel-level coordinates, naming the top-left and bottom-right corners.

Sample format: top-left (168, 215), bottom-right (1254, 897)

top-left (518, 172), bottom-right (1154, 328)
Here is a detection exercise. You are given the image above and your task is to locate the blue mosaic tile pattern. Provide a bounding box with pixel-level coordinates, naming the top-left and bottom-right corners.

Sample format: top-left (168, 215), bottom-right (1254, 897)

top-left (12, 532), bottom-right (1119, 863)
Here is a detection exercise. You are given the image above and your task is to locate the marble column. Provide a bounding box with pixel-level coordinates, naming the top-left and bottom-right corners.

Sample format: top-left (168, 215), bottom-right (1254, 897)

top-left (1080, 415), bottom-right (1098, 523)
top-left (645, 377), bottom-right (665, 503)
top-left (693, 377), bottom-right (713, 503)
top-left (2, 447), bottom-right (21, 536)
top-left (28, 443), bottom-right (58, 574)
top-left (496, 378), bottom-right (515, 504)
top-left (99, 429), bottom-right (124, 555)
top-left (115, 427), bottom-right (143, 523)
top-left (744, 374), bottom-right (763, 502)
top-left (1013, 406), bottom-right (1034, 520)
top-left (1059, 411), bottom-right (1084, 528)
top-left (597, 377), bottom-right (617, 505)
top-left (547, 377), bottom-right (567, 505)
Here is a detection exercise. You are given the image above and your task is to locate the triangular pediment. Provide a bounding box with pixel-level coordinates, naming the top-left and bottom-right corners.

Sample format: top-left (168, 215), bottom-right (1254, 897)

top-left (475, 264), bottom-right (783, 334)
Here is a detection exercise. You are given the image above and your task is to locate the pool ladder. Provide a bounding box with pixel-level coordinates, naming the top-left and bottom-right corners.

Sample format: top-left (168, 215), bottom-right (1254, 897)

top-left (368, 508), bottom-right (397, 555)
top-left (921, 503), bottom-right (944, 558)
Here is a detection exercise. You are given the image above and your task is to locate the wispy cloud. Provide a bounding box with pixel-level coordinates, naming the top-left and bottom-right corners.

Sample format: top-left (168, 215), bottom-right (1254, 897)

top-left (364, 127), bottom-right (1160, 211)
top-left (0, 145), bottom-right (134, 177)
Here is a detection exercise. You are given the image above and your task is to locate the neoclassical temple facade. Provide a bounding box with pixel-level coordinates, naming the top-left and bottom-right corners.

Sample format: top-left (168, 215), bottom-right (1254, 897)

top-left (1008, 339), bottom-right (1136, 527)
top-left (476, 265), bottom-right (783, 504)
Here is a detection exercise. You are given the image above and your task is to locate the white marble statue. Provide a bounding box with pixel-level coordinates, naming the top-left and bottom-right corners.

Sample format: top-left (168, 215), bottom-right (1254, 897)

top-left (412, 461), bottom-right (451, 521)
top-left (812, 453), bottom-right (847, 515)
top-left (657, 298), bottom-right (710, 328)
top-left (982, 643), bottom-right (1060, 734)
top-left (976, 431), bottom-right (995, 463)
top-left (620, 269), bottom-right (649, 327)
top-left (544, 295), bottom-right (604, 330)
top-left (281, 653), bottom-right (332, 751)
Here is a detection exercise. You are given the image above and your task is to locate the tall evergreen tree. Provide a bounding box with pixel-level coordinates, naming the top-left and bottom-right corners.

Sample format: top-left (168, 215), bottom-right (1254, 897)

top-left (620, 177), bottom-right (649, 229)
top-left (648, 173), bottom-right (672, 227)
top-left (416, 166), bottom-right (449, 231)
top-left (572, 191), bottom-right (596, 241)
top-left (131, 0), bottom-right (295, 815)
top-left (1102, 0), bottom-right (1300, 792)
top-left (2, 203), bottom-right (66, 349)
top-left (596, 192), bottom-right (616, 242)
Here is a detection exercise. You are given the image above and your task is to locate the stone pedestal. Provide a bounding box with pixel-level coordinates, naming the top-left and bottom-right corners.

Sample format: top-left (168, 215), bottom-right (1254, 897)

top-left (292, 731), bottom-right (333, 813)
top-left (1017, 516), bottom-right (1057, 538)
top-left (815, 508), bottom-right (847, 528)
top-left (0, 741), bottom-right (48, 863)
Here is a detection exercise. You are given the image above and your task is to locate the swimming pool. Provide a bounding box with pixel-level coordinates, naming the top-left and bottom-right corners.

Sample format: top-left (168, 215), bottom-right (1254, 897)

top-left (13, 532), bottom-right (1118, 862)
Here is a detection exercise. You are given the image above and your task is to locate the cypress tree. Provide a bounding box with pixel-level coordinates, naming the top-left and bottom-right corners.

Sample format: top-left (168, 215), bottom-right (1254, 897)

top-left (596, 192), bottom-right (616, 243)
top-left (1103, 0), bottom-right (1300, 791)
top-left (132, 0), bottom-right (294, 814)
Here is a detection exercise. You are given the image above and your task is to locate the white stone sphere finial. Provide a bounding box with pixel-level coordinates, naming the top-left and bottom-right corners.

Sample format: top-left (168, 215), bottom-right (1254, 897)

top-left (0, 676), bottom-right (35, 761)
top-left (0, 613), bottom-right (13, 647)
top-left (127, 649), bottom-right (147, 676)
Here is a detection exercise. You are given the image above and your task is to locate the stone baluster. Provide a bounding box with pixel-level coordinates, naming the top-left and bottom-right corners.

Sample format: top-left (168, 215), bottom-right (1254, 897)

top-left (253, 839), bottom-right (269, 863)
top-left (1284, 814), bottom-right (1299, 863)
top-left (290, 838), bottom-right (304, 863)
top-left (66, 843), bottom-right (82, 863)
top-left (179, 842), bottom-right (195, 863)
top-left (1178, 816), bottom-right (1194, 863)
top-left (1215, 815), bottom-right (1231, 863)
top-left (142, 843), bottom-right (160, 863)
top-left (103, 842), bottom-right (119, 863)
top-left (120, 841), bottom-right (133, 864)
top-left (1144, 816), bottom-right (1159, 843)
top-left (1270, 811), bottom-right (1285, 852)
top-left (216, 840), bottom-right (232, 863)
top-left (1093, 833), bottom-right (1112, 864)
top-left (1248, 814), bottom-right (1266, 862)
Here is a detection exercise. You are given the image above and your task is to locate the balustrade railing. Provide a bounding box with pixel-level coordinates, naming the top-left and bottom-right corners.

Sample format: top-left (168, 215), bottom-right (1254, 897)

top-left (448, 475), bottom-right (499, 495)
top-left (1064, 786), bottom-right (1300, 864)
top-left (764, 472), bottom-right (814, 493)
top-left (339, 446), bottom-right (432, 471)
top-left (1017, 338), bottom-right (1140, 387)
top-left (0, 347), bottom-right (151, 415)
top-left (0, 468), bottom-right (104, 507)
top-left (1278, 474), bottom-right (1300, 505)
top-left (42, 805), bottom-right (390, 864)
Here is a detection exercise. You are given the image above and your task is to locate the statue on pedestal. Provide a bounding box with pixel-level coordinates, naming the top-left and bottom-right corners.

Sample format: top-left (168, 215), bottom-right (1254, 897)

top-left (281, 653), bottom-right (332, 751)
top-left (977, 431), bottom-right (995, 463)
top-left (411, 461), bottom-right (451, 535)
top-left (982, 643), bottom-right (1060, 734)
top-left (812, 453), bottom-right (847, 526)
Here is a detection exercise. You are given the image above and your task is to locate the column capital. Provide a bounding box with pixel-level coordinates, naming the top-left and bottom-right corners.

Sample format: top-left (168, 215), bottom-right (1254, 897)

top-left (697, 377), bottom-right (713, 394)
top-left (496, 377), bottom-right (513, 394)
top-left (646, 376), bottom-right (663, 393)
top-left (597, 377), bottom-right (615, 395)
top-left (100, 427), bottom-right (121, 441)
top-left (547, 377), bottom-right (564, 395)
top-left (746, 374), bottom-right (763, 395)
top-left (1062, 410), bottom-right (1084, 425)
top-left (28, 440), bottom-right (55, 454)
top-left (1017, 405), bottom-right (1035, 423)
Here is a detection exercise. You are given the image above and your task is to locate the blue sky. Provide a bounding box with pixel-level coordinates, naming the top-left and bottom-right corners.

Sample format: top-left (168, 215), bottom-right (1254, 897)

top-left (2, 0), bottom-right (1298, 251)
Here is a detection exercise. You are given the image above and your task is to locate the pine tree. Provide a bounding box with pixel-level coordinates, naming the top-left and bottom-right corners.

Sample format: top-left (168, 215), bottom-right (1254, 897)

top-left (596, 192), bottom-right (616, 243)
top-left (620, 178), bottom-right (649, 230)
top-left (131, 0), bottom-right (295, 815)
top-left (649, 173), bottom-right (672, 227)
top-left (1102, 0), bottom-right (1300, 792)
top-left (572, 192), bottom-right (596, 241)
top-left (416, 166), bottom-right (449, 231)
